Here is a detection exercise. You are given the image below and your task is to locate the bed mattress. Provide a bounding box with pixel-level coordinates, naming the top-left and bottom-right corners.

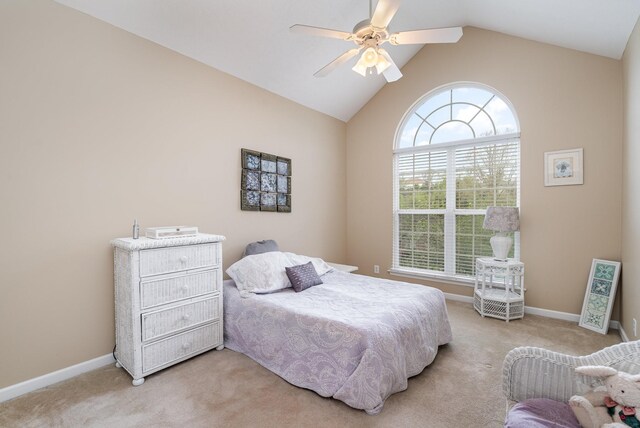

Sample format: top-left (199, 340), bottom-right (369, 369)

top-left (223, 270), bottom-right (452, 414)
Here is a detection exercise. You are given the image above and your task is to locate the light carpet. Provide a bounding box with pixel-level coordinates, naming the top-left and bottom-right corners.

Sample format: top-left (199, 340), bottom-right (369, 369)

top-left (0, 301), bottom-right (621, 427)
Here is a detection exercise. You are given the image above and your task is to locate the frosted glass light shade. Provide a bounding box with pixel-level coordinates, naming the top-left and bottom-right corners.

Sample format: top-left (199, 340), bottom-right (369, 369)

top-left (352, 48), bottom-right (378, 76)
top-left (353, 47), bottom-right (390, 77)
top-left (361, 47), bottom-right (378, 66)
top-left (352, 60), bottom-right (368, 76)
top-left (375, 50), bottom-right (391, 74)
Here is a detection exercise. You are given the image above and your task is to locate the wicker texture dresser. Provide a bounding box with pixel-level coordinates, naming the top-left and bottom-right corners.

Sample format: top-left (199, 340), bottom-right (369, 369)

top-left (111, 233), bottom-right (226, 385)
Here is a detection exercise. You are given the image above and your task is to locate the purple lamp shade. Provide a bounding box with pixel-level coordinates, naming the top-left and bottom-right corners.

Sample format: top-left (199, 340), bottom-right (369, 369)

top-left (483, 207), bottom-right (520, 232)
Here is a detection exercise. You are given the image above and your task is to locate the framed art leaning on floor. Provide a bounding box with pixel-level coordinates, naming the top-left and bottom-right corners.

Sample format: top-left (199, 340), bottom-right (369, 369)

top-left (578, 259), bottom-right (620, 334)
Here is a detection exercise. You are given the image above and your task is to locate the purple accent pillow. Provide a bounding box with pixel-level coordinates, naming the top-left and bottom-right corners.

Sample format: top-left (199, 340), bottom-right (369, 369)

top-left (505, 398), bottom-right (581, 428)
top-left (285, 262), bottom-right (323, 292)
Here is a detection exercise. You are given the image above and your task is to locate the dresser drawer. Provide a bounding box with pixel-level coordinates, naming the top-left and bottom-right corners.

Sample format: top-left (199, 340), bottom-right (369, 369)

top-left (140, 269), bottom-right (219, 309)
top-left (142, 296), bottom-right (219, 342)
top-left (142, 322), bottom-right (220, 373)
top-left (139, 243), bottom-right (218, 277)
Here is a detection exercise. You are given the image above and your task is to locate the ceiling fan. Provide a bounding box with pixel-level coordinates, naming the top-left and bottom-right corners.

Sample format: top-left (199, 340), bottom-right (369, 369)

top-left (290, 0), bottom-right (463, 82)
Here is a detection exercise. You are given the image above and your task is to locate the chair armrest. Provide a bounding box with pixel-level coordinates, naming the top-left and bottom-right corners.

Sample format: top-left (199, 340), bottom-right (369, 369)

top-left (502, 341), bottom-right (640, 403)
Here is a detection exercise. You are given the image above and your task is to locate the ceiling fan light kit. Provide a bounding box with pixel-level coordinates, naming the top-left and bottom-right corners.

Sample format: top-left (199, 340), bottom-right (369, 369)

top-left (352, 47), bottom-right (390, 76)
top-left (290, 0), bottom-right (463, 82)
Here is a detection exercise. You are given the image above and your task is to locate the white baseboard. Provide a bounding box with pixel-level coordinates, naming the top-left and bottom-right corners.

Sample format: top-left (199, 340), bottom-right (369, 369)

top-left (443, 293), bottom-right (621, 331)
top-left (522, 305), bottom-right (580, 322)
top-left (442, 292), bottom-right (473, 303)
top-left (0, 295), bottom-right (628, 403)
top-left (620, 326), bottom-right (630, 342)
top-left (0, 353), bottom-right (115, 403)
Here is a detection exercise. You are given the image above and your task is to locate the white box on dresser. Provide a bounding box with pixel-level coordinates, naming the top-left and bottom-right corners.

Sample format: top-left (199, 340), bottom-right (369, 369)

top-left (111, 233), bottom-right (226, 386)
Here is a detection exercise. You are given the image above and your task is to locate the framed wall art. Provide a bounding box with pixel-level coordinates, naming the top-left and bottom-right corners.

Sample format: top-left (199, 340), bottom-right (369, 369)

top-left (240, 148), bottom-right (291, 212)
top-left (578, 259), bottom-right (621, 334)
top-left (544, 148), bottom-right (583, 186)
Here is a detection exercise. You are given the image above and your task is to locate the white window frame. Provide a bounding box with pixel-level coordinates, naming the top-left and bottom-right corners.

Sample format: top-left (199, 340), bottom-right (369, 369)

top-left (390, 82), bottom-right (521, 285)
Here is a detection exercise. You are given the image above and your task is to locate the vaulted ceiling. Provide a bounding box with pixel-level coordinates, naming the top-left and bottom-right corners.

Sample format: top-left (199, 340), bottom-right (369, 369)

top-left (55, 0), bottom-right (640, 122)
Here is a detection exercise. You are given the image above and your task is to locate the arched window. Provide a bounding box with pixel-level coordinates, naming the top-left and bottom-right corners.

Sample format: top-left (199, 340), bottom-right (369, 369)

top-left (392, 83), bottom-right (520, 281)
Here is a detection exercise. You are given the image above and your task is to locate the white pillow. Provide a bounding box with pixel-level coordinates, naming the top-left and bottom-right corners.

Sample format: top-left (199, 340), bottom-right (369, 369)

top-left (226, 252), bottom-right (295, 297)
top-left (284, 252), bottom-right (333, 276)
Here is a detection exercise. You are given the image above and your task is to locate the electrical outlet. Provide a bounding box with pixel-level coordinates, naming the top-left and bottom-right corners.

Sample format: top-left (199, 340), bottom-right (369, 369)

top-left (634, 318), bottom-right (637, 337)
top-left (373, 265), bottom-right (380, 274)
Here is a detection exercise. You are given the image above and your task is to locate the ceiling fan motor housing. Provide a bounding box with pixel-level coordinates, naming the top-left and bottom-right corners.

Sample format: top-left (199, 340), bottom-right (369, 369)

top-left (352, 19), bottom-right (389, 46)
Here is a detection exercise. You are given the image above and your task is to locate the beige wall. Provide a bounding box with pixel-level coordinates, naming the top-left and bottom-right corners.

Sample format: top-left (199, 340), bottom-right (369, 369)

top-left (0, 2), bottom-right (631, 392)
top-left (346, 27), bottom-right (623, 315)
top-left (0, 1), bottom-right (346, 388)
top-left (622, 17), bottom-right (640, 341)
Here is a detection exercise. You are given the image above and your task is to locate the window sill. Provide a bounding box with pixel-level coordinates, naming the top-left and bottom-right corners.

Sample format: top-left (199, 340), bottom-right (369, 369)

top-left (389, 268), bottom-right (475, 288)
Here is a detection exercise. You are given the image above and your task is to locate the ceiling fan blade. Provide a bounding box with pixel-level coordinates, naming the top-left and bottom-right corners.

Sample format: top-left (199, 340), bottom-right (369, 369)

top-left (314, 48), bottom-right (362, 77)
top-left (379, 50), bottom-right (402, 82)
top-left (390, 27), bottom-right (463, 45)
top-left (371, 0), bottom-right (401, 28)
top-left (290, 24), bottom-right (352, 40)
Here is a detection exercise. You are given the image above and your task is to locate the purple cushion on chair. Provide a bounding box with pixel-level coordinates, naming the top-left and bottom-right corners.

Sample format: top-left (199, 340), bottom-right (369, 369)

top-left (505, 398), bottom-right (581, 428)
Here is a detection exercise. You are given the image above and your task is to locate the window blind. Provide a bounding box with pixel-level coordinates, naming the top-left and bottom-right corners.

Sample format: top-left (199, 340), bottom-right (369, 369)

top-left (453, 141), bottom-right (520, 276)
top-left (393, 139), bottom-right (520, 279)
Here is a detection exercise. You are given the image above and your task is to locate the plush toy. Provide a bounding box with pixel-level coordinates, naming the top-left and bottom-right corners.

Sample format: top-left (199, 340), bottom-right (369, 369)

top-left (569, 366), bottom-right (640, 428)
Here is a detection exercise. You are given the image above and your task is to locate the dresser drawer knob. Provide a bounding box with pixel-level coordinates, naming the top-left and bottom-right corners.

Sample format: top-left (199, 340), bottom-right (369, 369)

top-left (180, 256), bottom-right (188, 263)
top-left (181, 285), bottom-right (189, 292)
top-left (182, 314), bottom-right (191, 321)
top-left (181, 343), bottom-right (191, 350)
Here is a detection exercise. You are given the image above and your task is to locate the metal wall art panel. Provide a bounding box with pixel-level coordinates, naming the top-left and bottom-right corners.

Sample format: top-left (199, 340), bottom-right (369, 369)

top-left (241, 148), bottom-right (291, 212)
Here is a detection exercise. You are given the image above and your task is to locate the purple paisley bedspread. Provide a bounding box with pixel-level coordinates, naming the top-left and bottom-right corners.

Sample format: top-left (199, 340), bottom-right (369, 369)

top-left (223, 270), bottom-right (453, 414)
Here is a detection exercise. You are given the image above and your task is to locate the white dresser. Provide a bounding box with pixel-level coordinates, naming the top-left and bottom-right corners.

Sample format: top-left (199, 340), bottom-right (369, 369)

top-left (111, 233), bottom-right (226, 385)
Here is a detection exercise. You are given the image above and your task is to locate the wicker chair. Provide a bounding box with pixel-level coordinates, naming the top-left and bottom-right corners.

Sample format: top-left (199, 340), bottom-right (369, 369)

top-left (502, 340), bottom-right (640, 415)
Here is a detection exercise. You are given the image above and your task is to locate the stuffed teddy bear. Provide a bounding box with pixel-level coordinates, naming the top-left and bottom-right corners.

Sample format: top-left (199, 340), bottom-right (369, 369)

top-left (569, 365), bottom-right (640, 428)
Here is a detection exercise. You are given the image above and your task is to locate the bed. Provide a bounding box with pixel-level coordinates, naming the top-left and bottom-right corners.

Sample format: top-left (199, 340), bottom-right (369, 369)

top-left (222, 251), bottom-right (452, 414)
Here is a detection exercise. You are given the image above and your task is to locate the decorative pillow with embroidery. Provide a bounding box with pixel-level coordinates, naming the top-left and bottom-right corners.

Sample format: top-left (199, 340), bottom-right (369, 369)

top-left (286, 262), bottom-right (323, 292)
top-left (226, 250), bottom-right (334, 298)
top-left (284, 252), bottom-right (333, 276)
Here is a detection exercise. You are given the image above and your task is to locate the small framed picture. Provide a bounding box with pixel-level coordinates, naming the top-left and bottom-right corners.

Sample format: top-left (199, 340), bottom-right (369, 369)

top-left (578, 259), bottom-right (620, 334)
top-left (544, 148), bottom-right (583, 186)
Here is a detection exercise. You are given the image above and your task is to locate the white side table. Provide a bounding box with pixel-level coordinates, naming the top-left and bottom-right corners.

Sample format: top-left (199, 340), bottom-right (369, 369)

top-left (327, 262), bottom-right (358, 273)
top-left (474, 258), bottom-right (525, 322)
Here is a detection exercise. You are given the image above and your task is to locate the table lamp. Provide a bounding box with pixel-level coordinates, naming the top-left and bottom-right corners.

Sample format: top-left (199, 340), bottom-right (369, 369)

top-left (483, 206), bottom-right (519, 260)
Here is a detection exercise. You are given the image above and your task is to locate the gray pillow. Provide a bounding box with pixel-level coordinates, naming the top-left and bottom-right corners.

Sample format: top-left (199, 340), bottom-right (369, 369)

top-left (286, 262), bottom-right (323, 292)
top-left (242, 240), bottom-right (280, 258)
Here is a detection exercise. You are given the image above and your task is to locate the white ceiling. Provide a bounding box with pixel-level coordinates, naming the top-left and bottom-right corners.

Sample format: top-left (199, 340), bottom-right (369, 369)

top-left (55, 0), bottom-right (640, 122)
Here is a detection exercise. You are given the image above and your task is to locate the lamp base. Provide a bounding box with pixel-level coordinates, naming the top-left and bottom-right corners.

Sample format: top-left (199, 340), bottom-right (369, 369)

top-left (490, 233), bottom-right (513, 260)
